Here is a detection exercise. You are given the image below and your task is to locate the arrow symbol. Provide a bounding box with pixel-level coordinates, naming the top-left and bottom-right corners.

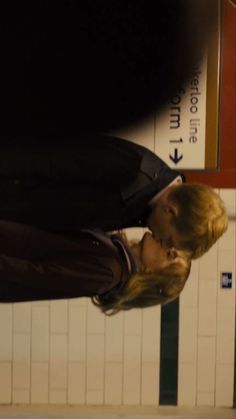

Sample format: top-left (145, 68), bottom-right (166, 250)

top-left (170, 137), bottom-right (183, 143)
top-left (169, 148), bottom-right (183, 164)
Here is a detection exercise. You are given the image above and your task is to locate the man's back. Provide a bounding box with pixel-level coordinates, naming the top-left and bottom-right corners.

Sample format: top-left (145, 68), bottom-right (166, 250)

top-left (0, 136), bottom-right (181, 232)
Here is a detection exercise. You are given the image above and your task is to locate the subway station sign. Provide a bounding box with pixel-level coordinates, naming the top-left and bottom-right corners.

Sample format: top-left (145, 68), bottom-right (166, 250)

top-left (113, 3), bottom-right (220, 170)
top-left (154, 55), bottom-right (208, 169)
top-left (156, 8), bottom-right (220, 171)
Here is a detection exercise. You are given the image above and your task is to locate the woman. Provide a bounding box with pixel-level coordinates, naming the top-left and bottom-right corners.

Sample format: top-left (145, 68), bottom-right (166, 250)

top-left (94, 231), bottom-right (191, 314)
top-left (0, 220), bottom-right (191, 313)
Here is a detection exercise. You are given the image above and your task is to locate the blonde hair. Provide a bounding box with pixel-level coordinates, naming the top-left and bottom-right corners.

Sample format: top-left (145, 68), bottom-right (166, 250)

top-left (92, 255), bottom-right (191, 315)
top-left (169, 183), bottom-right (228, 259)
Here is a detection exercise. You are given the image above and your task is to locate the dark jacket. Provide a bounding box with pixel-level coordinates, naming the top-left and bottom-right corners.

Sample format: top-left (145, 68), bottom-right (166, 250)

top-left (0, 221), bottom-right (133, 303)
top-left (0, 135), bottom-right (183, 232)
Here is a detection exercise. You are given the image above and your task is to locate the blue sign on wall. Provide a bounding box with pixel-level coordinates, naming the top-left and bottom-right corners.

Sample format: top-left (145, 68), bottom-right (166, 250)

top-left (221, 272), bottom-right (233, 289)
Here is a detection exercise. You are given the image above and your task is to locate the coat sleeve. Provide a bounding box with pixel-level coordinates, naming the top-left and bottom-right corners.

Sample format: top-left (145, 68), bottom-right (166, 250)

top-left (0, 251), bottom-right (122, 302)
top-left (0, 136), bottom-right (142, 185)
top-left (49, 135), bottom-right (183, 184)
top-left (50, 136), bottom-right (143, 183)
top-left (0, 220), bottom-right (123, 302)
top-left (0, 220), bottom-right (88, 259)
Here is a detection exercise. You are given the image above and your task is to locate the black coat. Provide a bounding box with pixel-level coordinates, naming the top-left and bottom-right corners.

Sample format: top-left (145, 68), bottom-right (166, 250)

top-left (0, 221), bottom-right (129, 303)
top-left (0, 135), bottom-right (183, 232)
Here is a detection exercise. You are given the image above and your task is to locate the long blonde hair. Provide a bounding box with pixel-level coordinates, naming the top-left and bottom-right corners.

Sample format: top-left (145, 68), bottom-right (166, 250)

top-left (92, 255), bottom-right (191, 315)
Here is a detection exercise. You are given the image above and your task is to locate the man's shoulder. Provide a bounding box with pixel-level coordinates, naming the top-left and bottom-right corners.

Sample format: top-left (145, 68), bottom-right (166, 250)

top-left (98, 135), bottom-right (169, 170)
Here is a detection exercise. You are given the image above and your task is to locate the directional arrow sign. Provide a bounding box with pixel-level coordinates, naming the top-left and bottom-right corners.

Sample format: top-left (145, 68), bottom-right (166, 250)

top-left (170, 137), bottom-right (183, 143)
top-left (169, 148), bottom-right (183, 164)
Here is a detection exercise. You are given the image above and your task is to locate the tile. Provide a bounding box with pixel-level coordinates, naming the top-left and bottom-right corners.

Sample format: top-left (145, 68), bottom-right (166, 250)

top-left (0, 305), bottom-right (13, 361)
top-left (13, 303), bottom-right (31, 334)
top-left (197, 392), bottom-right (215, 407)
top-left (13, 361), bottom-right (30, 389)
top-left (142, 306), bottom-right (161, 363)
top-left (124, 309), bottom-right (142, 335)
top-left (218, 249), bottom-right (236, 273)
top-left (49, 390), bottom-right (67, 404)
top-left (216, 308), bottom-right (235, 364)
top-left (87, 302), bottom-right (105, 334)
top-left (141, 363), bottom-right (159, 405)
top-left (50, 300), bottom-right (68, 334)
top-left (68, 305), bottom-right (87, 361)
top-left (123, 334), bottom-right (142, 364)
top-left (178, 363), bottom-right (197, 406)
top-left (32, 300), bottom-right (50, 307)
top-left (105, 312), bottom-right (124, 363)
top-left (198, 280), bottom-right (217, 336)
top-left (87, 361), bottom-right (104, 394)
top-left (50, 360), bottom-right (67, 391)
top-left (68, 362), bottom-right (86, 404)
top-left (215, 364), bottom-right (235, 407)
top-left (217, 287), bottom-right (235, 310)
top-left (0, 362), bottom-right (11, 404)
top-left (12, 389), bottom-right (30, 404)
top-left (31, 306), bottom-right (49, 361)
top-left (180, 259), bottom-right (199, 308)
top-left (13, 334), bottom-right (31, 361)
top-left (87, 333), bottom-right (105, 362)
top-left (123, 335), bottom-right (141, 405)
top-left (87, 335), bottom-right (104, 391)
top-left (197, 337), bottom-right (216, 394)
top-left (199, 245), bottom-right (218, 281)
top-left (220, 189), bottom-right (236, 208)
top-left (68, 296), bottom-right (88, 307)
top-left (218, 219), bottom-right (235, 251)
top-left (50, 334), bottom-right (67, 361)
top-left (31, 362), bottom-right (49, 404)
top-left (104, 362), bottom-right (123, 405)
top-left (86, 390), bottom-right (103, 405)
top-left (217, 250), bottom-right (235, 309)
top-left (227, 204), bottom-right (236, 218)
top-left (179, 307), bottom-right (198, 363)
top-left (50, 335), bottom-right (67, 389)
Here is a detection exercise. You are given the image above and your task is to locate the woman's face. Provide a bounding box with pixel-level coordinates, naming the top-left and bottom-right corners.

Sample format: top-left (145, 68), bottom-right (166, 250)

top-left (139, 231), bottom-right (184, 272)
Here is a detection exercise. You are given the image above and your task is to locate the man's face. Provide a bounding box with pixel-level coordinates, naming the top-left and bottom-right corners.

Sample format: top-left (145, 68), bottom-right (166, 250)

top-left (147, 201), bottom-right (187, 251)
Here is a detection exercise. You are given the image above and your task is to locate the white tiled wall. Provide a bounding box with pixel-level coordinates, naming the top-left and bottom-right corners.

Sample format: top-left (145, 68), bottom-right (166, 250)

top-left (178, 189), bottom-right (236, 408)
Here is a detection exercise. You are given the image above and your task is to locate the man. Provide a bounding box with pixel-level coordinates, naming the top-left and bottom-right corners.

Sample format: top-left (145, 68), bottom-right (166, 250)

top-left (147, 182), bottom-right (228, 259)
top-left (0, 135), bottom-right (228, 258)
